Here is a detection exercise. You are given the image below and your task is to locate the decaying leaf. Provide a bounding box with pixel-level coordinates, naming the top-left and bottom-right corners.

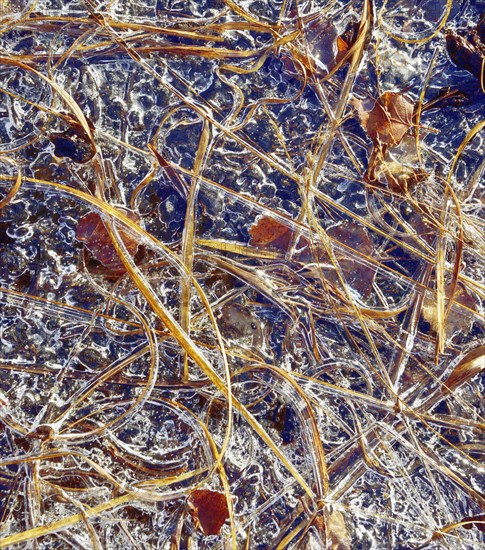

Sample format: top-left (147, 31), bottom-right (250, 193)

top-left (76, 210), bottom-right (140, 275)
top-left (187, 489), bottom-right (229, 536)
top-left (356, 91), bottom-right (414, 147)
top-left (249, 216), bottom-right (292, 250)
top-left (441, 346), bottom-right (485, 395)
top-left (336, 21), bottom-right (361, 64)
top-left (296, 222), bottom-right (376, 299)
top-left (283, 15), bottom-right (360, 79)
top-left (462, 514), bottom-right (485, 533)
top-left (304, 17), bottom-right (339, 76)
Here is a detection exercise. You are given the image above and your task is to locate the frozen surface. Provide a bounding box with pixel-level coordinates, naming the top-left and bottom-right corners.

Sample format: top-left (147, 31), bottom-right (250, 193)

top-left (0, 0), bottom-right (484, 548)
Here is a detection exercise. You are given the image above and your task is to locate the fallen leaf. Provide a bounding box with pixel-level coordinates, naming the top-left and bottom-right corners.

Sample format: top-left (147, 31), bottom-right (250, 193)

top-left (249, 216), bottom-right (292, 250)
top-left (326, 222), bottom-right (376, 299)
top-left (304, 17), bottom-right (339, 76)
top-left (296, 222), bottom-right (376, 299)
top-left (76, 210), bottom-right (140, 275)
top-left (359, 92), bottom-right (415, 147)
top-left (461, 514), bottom-right (485, 533)
top-left (441, 346), bottom-right (485, 395)
top-left (188, 489), bottom-right (229, 536)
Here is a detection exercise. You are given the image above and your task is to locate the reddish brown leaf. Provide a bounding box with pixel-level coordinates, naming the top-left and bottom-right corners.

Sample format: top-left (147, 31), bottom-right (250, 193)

top-left (294, 222), bottom-right (376, 299)
top-left (367, 92), bottom-right (414, 146)
top-left (462, 514), bottom-right (485, 533)
top-left (188, 489), bottom-right (229, 536)
top-left (249, 216), bottom-right (292, 250)
top-left (441, 346), bottom-right (485, 395)
top-left (336, 21), bottom-right (360, 64)
top-left (76, 210), bottom-right (140, 275)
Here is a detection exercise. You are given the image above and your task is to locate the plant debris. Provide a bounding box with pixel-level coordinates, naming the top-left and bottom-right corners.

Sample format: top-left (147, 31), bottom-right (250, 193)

top-left (76, 210), bottom-right (140, 275)
top-left (187, 489), bottom-right (230, 536)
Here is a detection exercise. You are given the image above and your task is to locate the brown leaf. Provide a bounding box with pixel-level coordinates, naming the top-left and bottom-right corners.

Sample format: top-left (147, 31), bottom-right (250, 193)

top-left (295, 222), bottom-right (376, 299)
top-left (441, 346), bottom-right (485, 395)
top-left (249, 216), bottom-right (292, 250)
top-left (357, 92), bottom-right (414, 147)
top-left (304, 18), bottom-right (339, 75)
top-left (336, 21), bottom-right (360, 64)
top-left (188, 489), bottom-right (229, 536)
top-left (76, 210), bottom-right (140, 275)
top-left (462, 514), bottom-right (485, 533)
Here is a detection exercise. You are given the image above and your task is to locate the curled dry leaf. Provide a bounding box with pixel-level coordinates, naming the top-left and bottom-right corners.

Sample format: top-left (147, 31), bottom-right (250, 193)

top-left (76, 210), bottom-right (140, 275)
top-left (355, 91), bottom-right (414, 147)
top-left (441, 345), bottom-right (485, 395)
top-left (187, 489), bottom-right (229, 536)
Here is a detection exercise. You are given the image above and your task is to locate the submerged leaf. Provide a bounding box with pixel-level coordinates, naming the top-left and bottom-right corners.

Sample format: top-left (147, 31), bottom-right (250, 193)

top-left (188, 489), bottom-right (229, 536)
top-left (76, 210), bottom-right (140, 274)
top-left (422, 282), bottom-right (476, 336)
top-left (304, 18), bottom-right (339, 75)
top-left (328, 510), bottom-right (351, 550)
top-left (326, 222), bottom-right (376, 299)
top-left (249, 216), bottom-right (292, 250)
top-left (375, 160), bottom-right (428, 194)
